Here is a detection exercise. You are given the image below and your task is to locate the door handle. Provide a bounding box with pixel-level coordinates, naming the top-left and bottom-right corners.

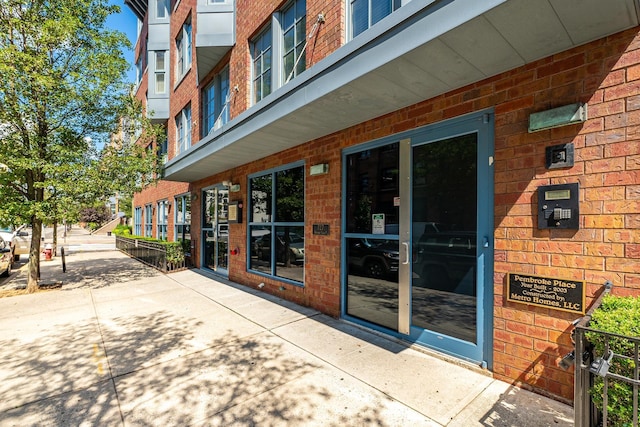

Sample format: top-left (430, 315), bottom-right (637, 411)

top-left (402, 242), bottom-right (410, 265)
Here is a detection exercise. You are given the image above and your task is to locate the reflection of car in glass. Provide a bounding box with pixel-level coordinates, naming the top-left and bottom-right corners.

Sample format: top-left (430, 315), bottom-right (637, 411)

top-left (256, 232), bottom-right (304, 264)
top-left (348, 239), bottom-right (399, 278)
top-left (0, 236), bottom-right (12, 277)
top-left (0, 225), bottom-right (31, 262)
top-left (415, 232), bottom-right (476, 294)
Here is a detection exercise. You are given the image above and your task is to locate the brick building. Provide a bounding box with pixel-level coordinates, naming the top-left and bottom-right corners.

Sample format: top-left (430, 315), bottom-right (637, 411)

top-left (125, 0), bottom-right (640, 402)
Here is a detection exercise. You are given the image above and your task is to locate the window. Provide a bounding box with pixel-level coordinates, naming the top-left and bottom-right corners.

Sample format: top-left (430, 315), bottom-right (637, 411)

top-left (176, 20), bottom-right (192, 78)
top-left (134, 207), bottom-right (142, 236)
top-left (158, 126), bottom-right (168, 163)
top-left (252, 27), bottom-right (272, 103)
top-left (248, 163), bottom-right (305, 284)
top-left (176, 105), bottom-right (192, 154)
top-left (282, 0), bottom-right (306, 83)
top-left (135, 57), bottom-right (143, 85)
top-left (155, 51), bottom-right (166, 94)
top-left (345, 142), bottom-right (399, 234)
top-left (350, 0), bottom-right (400, 38)
top-left (202, 67), bottom-right (230, 135)
top-left (174, 195), bottom-right (191, 251)
top-left (157, 200), bottom-right (168, 240)
top-left (144, 204), bottom-right (153, 237)
top-left (156, 0), bottom-right (168, 18)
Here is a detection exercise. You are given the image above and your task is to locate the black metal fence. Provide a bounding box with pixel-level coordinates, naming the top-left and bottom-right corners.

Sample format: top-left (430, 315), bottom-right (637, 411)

top-left (116, 236), bottom-right (188, 273)
top-left (573, 282), bottom-right (639, 427)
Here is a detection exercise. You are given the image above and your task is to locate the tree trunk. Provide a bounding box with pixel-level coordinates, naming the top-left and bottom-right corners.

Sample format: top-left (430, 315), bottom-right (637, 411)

top-left (53, 220), bottom-right (58, 256)
top-left (27, 218), bottom-right (43, 293)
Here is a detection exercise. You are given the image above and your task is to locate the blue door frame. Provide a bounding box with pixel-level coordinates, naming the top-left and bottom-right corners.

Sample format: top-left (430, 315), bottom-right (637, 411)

top-left (341, 110), bottom-right (494, 368)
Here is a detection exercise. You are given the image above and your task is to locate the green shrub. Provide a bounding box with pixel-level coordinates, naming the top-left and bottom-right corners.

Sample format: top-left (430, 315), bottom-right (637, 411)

top-left (586, 295), bottom-right (640, 426)
top-left (117, 234), bottom-right (185, 266)
top-left (165, 242), bottom-right (185, 265)
top-left (113, 224), bottom-right (132, 236)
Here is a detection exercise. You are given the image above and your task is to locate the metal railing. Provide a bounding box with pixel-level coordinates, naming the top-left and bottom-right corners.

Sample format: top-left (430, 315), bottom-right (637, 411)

top-left (116, 236), bottom-right (188, 273)
top-left (573, 281), bottom-right (640, 426)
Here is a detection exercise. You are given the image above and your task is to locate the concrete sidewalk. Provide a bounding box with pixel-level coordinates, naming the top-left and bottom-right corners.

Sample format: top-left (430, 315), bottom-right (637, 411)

top-left (0, 247), bottom-right (574, 426)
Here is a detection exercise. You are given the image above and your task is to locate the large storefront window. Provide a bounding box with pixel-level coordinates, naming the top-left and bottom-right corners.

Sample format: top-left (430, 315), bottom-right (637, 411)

top-left (248, 163), bottom-right (305, 284)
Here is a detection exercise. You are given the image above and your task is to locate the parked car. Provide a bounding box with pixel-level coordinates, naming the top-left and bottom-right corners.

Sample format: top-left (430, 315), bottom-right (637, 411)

top-left (255, 232), bottom-right (304, 264)
top-left (348, 238), bottom-right (399, 279)
top-left (415, 231), bottom-right (476, 294)
top-left (0, 225), bottom-right (31, 262)
top-left (0, 236), bottom-right (12, 277)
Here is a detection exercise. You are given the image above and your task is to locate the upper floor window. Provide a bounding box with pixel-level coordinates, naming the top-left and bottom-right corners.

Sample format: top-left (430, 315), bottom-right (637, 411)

top-left (135, 57), bottom-right (143, 85)
top-left (176, 19), bottom-right (192, 79)
top-left (156, 0), bottom-right (168, 18)
top-left (176, 105), bottom-right (192, 154)
top-left (155, 51), bottom-right (167, 94)
top-left (282, 0), bottom-right (306, 83)
top-left (350, 0), bottom-right (400, 39)
top-left (158, 126), bottom-right (168, 163)
top-left (252, 27), bottom-right (272, 103)
top-left (202, 67), bottom-right (230, 136)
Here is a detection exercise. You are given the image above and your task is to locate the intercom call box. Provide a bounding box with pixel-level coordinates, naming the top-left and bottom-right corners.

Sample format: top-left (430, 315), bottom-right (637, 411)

top-left (538, 183), bottom-right (579, 229)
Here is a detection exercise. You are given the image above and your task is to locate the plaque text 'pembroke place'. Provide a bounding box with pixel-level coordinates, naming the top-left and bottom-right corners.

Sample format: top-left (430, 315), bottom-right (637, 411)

top-left (507, 273), bottom-right (585, 314)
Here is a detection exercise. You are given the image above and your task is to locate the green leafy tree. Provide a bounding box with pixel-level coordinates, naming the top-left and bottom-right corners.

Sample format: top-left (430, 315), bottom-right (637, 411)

top-left (0, 0), bottom-right (161, 292)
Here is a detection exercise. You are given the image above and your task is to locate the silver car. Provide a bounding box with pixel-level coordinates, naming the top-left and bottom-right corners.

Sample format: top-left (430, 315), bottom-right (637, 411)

top-left (0, 236), bottom-right (12, 277)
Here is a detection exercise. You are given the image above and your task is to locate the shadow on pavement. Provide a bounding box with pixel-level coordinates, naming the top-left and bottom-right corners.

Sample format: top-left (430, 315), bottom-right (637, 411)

top-left (0, 305), bottom-right (396, 426)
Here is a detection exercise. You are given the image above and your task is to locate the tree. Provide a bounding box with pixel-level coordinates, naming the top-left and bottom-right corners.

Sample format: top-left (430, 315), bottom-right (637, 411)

top-left (78, 205), bottom-right (112, 227)
top-left (0, 0), bottom-right (160, 292)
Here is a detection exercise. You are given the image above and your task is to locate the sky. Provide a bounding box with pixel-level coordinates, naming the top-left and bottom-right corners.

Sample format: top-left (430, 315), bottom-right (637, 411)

top-left (105, 0), bottom-right (139, 83)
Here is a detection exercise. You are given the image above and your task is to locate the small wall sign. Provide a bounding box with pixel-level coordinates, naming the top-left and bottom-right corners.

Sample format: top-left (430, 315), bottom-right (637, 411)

top-left (313, 224), bottom-right (330, 235)
top-left (507, 273), bottom-right (585, 314)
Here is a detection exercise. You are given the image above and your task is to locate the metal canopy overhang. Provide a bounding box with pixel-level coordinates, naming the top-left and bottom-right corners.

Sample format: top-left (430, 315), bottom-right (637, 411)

top-left (164, 0), bottom-right (640, 183)
top-left (124, 0), bottom-right (147, 22)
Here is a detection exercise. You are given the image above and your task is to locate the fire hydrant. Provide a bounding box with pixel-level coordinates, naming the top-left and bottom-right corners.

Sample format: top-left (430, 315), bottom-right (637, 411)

top-left (44, 243), bottom-right (53, 261)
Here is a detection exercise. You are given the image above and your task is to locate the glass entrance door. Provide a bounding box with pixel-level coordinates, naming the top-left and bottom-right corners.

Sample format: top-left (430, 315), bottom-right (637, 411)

top-left (202, 185), bottom-right (229, 276)
top-left (410, 133), bottom-right (479, 346)
top-left (343, 112), bottom-right (493, 366)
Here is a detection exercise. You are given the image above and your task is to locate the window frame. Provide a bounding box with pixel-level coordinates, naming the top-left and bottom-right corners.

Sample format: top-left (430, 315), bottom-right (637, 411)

top-left (251, 25), bottom-right (273, 104)
top-left (247, 161), bottom-right (306, 286)
top-left (349, 0), bottom-right (401, 39)
top-left (202, 66), bottom-right (230, 136)
top-left (281, 0), bottom-right (306, 84)
top-left (157, 199), bottom-right (169, 240)
top-left (176, 18), bottom-right (192, 81)
top-left (156, 0), bottom-right (168, 19)
top-left (174, 194), bottom-right (191, 245)
top-left (176, 105), bottom-right (192, 154)
top-left (134, 207), bottom-right (142, 236)
top-left (154, 50), bottom-right (167, 94)
top-left (144, 204), bottom-right (153, 238)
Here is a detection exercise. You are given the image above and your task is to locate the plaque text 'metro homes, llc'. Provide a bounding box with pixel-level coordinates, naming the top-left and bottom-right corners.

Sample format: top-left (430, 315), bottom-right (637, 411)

top-left (507, 273), bottom-right (585, 314)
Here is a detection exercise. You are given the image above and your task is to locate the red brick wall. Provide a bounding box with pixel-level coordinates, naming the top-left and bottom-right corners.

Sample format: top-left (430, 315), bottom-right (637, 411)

top-left (188, 27), bottom-right (640, 402)
top-left (132, 181), bottom-right (190, 241)
top-left (133, 1), bottom-right (640, 402)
